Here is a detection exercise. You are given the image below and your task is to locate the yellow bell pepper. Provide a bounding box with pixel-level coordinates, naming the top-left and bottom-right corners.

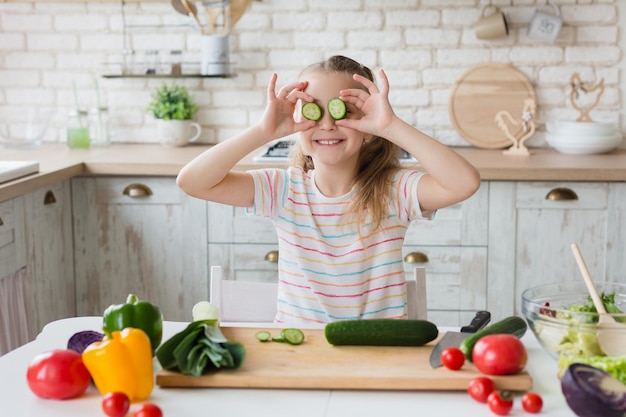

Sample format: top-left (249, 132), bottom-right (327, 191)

top-left (82, 327), bottom-right (154, 402)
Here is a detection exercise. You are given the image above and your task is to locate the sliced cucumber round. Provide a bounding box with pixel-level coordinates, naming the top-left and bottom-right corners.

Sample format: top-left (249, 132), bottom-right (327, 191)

top-left (301, 102), bottom-right (322, 121)
top-left (327, 98), bottom-right (347, 120)
top-left (255, 330), bottom-right (272, 342)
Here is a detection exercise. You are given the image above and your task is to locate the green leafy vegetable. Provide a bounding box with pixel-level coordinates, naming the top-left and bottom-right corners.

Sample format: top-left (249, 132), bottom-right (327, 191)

top-left (155, 320), bottom-right (245, 377)
top-left (554, 291), bottom-right (626, 383)
top-left (565, 292), bottom-right (626, 321)
top-left (559, 355), bottom-right (626, 385)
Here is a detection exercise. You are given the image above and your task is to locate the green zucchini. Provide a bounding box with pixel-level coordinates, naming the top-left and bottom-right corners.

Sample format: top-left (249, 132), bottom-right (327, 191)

top-left (324, 319), bottom-right (438, 346)
top-left (327, 98), bottom-right (347, 120)
top-left (459, 316), bottom-right (528, 361)
top-left (301, 102), bottom-right (322, 121)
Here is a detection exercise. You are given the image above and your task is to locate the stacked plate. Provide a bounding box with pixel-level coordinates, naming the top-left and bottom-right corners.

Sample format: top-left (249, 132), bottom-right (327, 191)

top-left (546, 121), bottom-right (623, 155)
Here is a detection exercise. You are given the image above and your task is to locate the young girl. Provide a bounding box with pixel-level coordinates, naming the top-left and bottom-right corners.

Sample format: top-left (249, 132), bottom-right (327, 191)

top-left (177, 56), bottom-right (480, 324)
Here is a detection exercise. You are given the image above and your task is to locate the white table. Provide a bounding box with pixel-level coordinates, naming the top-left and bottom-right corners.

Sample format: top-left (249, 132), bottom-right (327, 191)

top-left (0, 317), bottom-right (575, 416)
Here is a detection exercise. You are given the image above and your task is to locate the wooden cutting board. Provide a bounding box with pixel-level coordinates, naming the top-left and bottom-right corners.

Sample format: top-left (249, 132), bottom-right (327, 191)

top-left (449, 63), bottom-right (536, 149)
top-left (156, 327), bottom-right (533, 391)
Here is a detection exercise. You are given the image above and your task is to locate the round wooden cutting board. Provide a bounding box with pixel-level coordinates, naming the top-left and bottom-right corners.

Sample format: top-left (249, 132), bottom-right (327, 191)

top-left (449, 63), bottom-right (536, 149)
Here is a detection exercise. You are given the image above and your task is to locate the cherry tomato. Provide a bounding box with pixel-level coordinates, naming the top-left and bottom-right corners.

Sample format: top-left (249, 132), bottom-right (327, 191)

top-left (133, 403), bottom-right (163, 417)
top-left (472, 334), bottom-right (527, 375)
top-left (26, 349), bottom-right (91, 400)
top-left (441, 347), bottom-right (465, 370)
top-left (487, 391), bottom-right (514, 416)
top-left (102, 392), bottom-right (130, 417)
top-left (521, 392), bottom-right (543, 413)
top-left (467, 376), bottom-right (495, 403)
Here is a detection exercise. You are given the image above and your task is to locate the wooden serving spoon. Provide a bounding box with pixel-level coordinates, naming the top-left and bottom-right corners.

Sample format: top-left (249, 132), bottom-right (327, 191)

top-left (173, 0), bottom-right (208, 35)
top-left (570, 243), bottom-right (626, 356)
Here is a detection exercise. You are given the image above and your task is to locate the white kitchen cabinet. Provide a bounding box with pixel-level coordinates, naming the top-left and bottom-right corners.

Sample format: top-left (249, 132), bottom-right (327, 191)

top-left (0, 182), bottom-right (74, 354)
top-left (0, 197), bottom-right (26, 278)
top-left (23, 181), bottom-right (75, 336)
top-left (487, 181), bottom-right (624, 320)
top-left (72, 177), bottom-right (208, 322)
top-left (403, 182), bottom-right (489, 325)
top-left (0, 196), bottom-right (29, 355)
top-left (208, 182), bottom-right (489, 326)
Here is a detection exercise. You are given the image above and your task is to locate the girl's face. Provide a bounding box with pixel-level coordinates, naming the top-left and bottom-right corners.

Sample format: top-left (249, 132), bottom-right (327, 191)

top-left (297, 70), bottom-right (366, 170)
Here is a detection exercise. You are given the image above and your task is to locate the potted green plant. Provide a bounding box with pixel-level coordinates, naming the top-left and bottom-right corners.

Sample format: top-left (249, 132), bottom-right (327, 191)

top-left (147, 84), bottom-right (201, 147)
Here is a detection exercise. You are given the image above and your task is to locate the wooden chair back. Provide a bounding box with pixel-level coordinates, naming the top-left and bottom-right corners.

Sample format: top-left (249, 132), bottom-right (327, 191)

top-left (209, 266), bottom-right (427, 322)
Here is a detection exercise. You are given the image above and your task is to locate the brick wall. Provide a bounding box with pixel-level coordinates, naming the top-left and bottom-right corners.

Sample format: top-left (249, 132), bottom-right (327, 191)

top-left (0, 0), bottom-right (623, 148)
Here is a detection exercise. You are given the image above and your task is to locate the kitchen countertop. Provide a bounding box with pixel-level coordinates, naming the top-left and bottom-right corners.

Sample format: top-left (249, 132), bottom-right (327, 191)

top-left (1, 143), bottom-right (625, 203)
top-left (0, 317), bottom-right (576, 417)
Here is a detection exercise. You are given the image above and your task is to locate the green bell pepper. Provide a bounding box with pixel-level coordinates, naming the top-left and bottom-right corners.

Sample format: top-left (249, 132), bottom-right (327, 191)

top-left (103, 294), bottom-right (163, 354)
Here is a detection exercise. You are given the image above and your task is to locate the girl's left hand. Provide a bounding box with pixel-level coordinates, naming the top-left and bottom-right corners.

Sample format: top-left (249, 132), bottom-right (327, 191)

top-left (336, 69), bottom-right (396, 138)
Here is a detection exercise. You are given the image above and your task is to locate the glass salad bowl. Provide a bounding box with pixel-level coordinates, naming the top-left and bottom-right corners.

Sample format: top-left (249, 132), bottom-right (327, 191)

top-left (0, 107), bottom-right (56, 149)
top-left (521, 281), bottom-right (626, 367)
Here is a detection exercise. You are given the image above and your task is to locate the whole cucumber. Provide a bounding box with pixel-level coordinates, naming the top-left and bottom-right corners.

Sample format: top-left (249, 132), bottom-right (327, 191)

top-left (325, 319), bottom-right (438, 346)
top-left (459, 316), bottom-right (528, 361)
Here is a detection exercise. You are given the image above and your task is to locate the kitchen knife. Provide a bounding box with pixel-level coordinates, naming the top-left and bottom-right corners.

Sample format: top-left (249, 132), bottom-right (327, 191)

top-left (429, 310), bottom-right (491, 368)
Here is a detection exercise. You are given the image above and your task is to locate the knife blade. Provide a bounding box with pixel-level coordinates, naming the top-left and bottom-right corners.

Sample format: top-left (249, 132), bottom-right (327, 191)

top-left (429, 310), bottom-right (491, 368)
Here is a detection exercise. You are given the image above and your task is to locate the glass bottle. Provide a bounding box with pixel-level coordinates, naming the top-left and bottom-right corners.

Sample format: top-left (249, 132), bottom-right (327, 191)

top-left (88, 107), bottom-right (110, 147)
top-left (67, 110), bottom-right (91, 149)
top-left (145, 50), bottom-right (158, 75)
top-left (170, 50), bottom-right (182, 76)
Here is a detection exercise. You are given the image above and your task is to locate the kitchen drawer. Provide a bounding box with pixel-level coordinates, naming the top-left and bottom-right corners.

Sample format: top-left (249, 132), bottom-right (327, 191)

top-left (515, 182), bottom-right (608, 209)
top-left (92, 177), bottom-right (183, 205)
top-left (404, 181), bottom-right (488, 246)
top-left (209, 243), bottom-right (279, 283)
top-left (0, 197), bottom-right (26, 278)
top-left (208, 202), bottom-right (277, 244)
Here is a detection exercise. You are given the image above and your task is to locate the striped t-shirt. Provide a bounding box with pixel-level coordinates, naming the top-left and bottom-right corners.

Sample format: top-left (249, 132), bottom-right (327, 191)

top-left (246, 166), bottom-right (430, 324)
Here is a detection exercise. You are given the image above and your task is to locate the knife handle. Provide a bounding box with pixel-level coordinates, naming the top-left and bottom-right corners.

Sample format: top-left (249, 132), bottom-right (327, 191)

top-left (460, 310), bottom-right (491, 333)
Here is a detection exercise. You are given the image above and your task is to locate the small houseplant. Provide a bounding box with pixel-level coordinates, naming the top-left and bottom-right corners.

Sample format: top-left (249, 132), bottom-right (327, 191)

top-left (147, 84), bottom-right (198, 120)
top-left (147, 84), bottom-right (201, 146)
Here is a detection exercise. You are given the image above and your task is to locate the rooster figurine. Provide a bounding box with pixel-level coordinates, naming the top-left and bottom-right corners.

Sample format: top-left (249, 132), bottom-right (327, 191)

top-left (570, 72), bottom-right (605, 122)
top-left (495, 98), bottom-right (536, 156)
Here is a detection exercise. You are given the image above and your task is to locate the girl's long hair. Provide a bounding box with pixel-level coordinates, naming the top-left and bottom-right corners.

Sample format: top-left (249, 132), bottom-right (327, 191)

top-left (290, 55), bottom-right (401, 231)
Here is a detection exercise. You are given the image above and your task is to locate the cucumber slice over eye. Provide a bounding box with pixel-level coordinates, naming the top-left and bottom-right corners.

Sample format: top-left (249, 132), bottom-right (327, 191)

top-left (327, 98), bottom-right (347, 120)
top-left (301, 102), bottom-right (322, 121)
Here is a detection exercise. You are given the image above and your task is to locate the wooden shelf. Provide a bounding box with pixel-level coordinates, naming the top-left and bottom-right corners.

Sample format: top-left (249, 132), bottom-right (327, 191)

top-left (101, 74), bottom-right (234, 79)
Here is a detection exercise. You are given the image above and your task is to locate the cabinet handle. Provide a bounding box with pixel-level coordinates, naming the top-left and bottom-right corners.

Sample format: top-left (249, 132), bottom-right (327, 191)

top-left (545, 187), bottom-right (578, 201)
top-left (404, 252), bottom-right (429, 263)
top-left (122, 183), bottom-right (153, 198)
top-left (43, 190), bottom-right (56, 205)
top-left (264, 250), bottom-right (279, 263)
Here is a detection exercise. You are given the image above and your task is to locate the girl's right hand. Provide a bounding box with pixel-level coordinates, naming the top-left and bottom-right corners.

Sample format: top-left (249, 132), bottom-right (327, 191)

top-left (258, 73), bottom-right (316, 141)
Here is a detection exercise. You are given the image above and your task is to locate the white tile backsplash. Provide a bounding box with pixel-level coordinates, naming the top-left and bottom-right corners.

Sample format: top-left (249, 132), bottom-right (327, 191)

top-left (0, 0), bottom-right (623, 148)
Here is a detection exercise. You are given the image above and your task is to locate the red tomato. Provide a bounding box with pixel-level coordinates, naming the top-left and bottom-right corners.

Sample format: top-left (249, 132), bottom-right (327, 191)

top-left (441, 347), bottom-right (465, 370)
top-left (26, 349), bottom-right (91, 400)
top-left (102, 392), bottom-right (130, 417)
top-left (487, 391), bottom-right (513, 416)
top-left (472, 334), bottom-right (527, 375)
top-left (521, 392), bottom-right (543, 413)
top-left (133, 403), bottom-right (163, 417)
top-left (467, 376), bottom-right (495, 403)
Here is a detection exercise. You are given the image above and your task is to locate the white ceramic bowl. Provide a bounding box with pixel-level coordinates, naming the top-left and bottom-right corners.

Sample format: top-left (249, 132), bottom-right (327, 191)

top-left (546, 131), bottom-right (621, 146)
top-left (546, 133), bottom-right (623, 155)
top-left (546, 120), bottom-right (617, 136)
top-left (0, 108), bottom-right (56, 149)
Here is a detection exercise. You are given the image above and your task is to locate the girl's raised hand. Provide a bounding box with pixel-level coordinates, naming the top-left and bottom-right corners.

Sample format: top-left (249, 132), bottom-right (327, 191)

top-left (336, 69), bottom-right (396, 138)
top-left (258, 73), bottom-right (316, 140)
